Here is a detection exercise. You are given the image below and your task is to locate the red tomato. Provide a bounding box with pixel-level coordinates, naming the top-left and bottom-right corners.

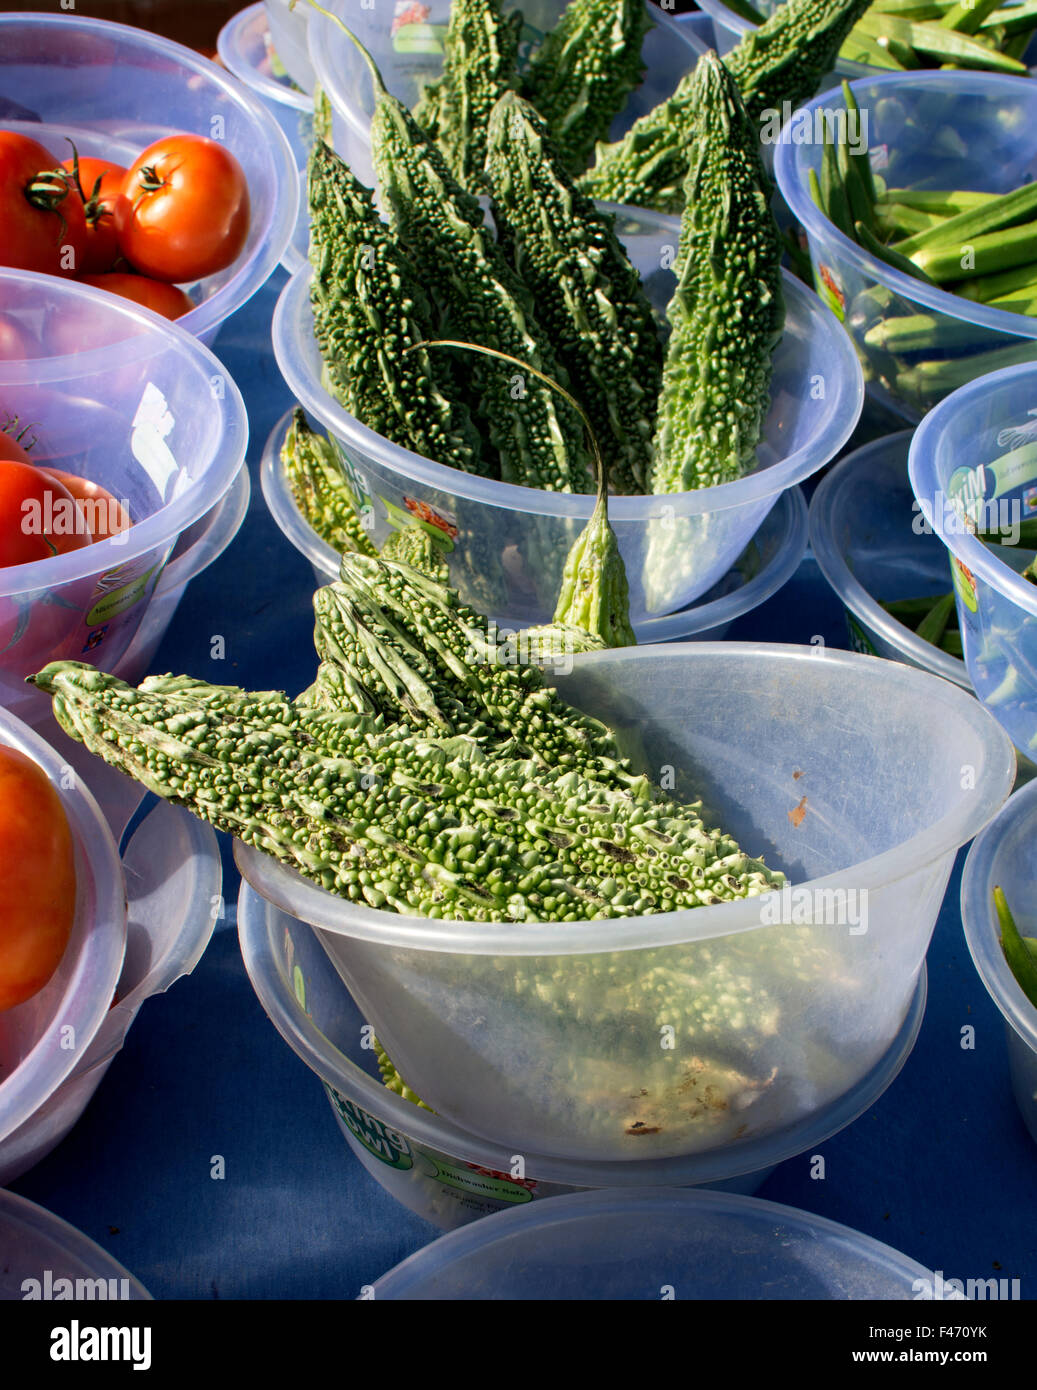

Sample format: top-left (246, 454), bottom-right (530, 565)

top-left (0, 428), bottom-right (36, 465)
top-left (114, 135), bottom-right (250, 283)
top-left (78, 272), bottom-right (194, 321)
top-left (62, 153), bottom-right (127, 275)
top-left (0, 132), bottom-right (87, 278)
top-left (0, 745), bottom-right (77, 1012)
top-left (39, 467), bottom-right (133, 541)
top-left (0, 312), bottom-right (37, 361)
top-left (0, 459), bottom-right (93, 567)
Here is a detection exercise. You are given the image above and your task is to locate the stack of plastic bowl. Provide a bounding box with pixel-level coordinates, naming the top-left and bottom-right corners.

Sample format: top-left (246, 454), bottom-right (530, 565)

top-left (235, 643), bottom-right (1016, 1167)
top-left (265, 0), bottom-right (317, 93)
top-left (364, 1189), bottom-right (935, 1299)
top-left (1, 1191), bottom-right (150, 1301)
top-left (774, 73), bottom-right (1037, 423)
top-left (306, 0), bottom-right (708, 190)
top-left (809, 432), bottom-right (970, 690)
top-left (272, 206), bottom-right (863, 626)
top-left (0, 268), bottom-right (248, 728)
top-left (0, 13), bottom-right (298, 345)
top-left (239, 877), bottom-right (926, 1230)
top-left (218, 2), bottom-right (311, 275)
top-left (260, 405), bottom-right (810, 638)
top-left (909, 360), bottom-right (1037, 758)
top-left (0, 710), bottom-right (126, 1174)
top-left (960, 777), bottom-right (1037, 1147)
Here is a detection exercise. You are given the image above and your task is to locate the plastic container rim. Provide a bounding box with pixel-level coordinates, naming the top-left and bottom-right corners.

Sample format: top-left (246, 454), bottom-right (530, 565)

top-left (960, 775), bottom-right (1037, 1051)
top-left (0, 1189), bottom-right (152, 1299)
top-left (773, 71), bottom-right (1037, 343)
top-left (0, 269), bottom-right (249, 597)
top-left (908, 360), bottom-right (1037, 617)
top-left (272, 261), bottom-right (865, 519)
top-left (218, 2), bottom-right (312, 113)
top-left (233, 642), bottom-right (1016, 955)
top-left (808, 430), bottom-right (969, 687)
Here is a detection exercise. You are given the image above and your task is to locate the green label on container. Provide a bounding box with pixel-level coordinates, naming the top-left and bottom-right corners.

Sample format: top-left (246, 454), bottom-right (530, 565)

top-left (327, 1088), bottom-right (413, 1171)
top-left (420, 1155), bottom-right (534, 1205)
top-left (814, 262), bottom-right (846, 324)
top-left (85, 565), bottom-right (157, 627)
top-left (951, 555), bottom-right (980, 615)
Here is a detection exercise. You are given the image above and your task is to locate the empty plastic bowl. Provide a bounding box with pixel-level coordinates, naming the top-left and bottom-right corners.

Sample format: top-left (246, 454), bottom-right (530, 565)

top-left (774, 73), bottom-right (1037, 423)
top-left (265, 0), bottom-right (317, 93)
top-left (0, 12), bottom-right (298, 345)
top-left (0, 709), bottom-right (126, 1155)
top-left (259, 405), bottom-right (809, 637)
top-left (0, 1190), bottom-right (150, 1301)
top-left (307, 0), bottom-right (708, 190)
top-left (908, 360), bottom-right (1037, 756)
top-left (239, 879), bottom-right (926, 1230)
top-left (961, 777), bottom-right (1037, 1146)
top-left (0, 268), bottom-right (248, 726)
top-left (272, 207), bottom-right (862, 624)
top-left (809, 431), bottom-right (970, 690)
top-left (366, 1188), bottom-right (934, 1299)
top-left (235, 643), bottom-right (1015, 1162)
top-left (218, 3), bottom-right (311, 276)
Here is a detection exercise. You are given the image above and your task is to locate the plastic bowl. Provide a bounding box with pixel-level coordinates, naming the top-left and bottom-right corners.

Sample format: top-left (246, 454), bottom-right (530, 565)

top-left (239, 879), bottom-right (926, 1230)
top-left (960, 777), bottom-right (1037, 1146)
top-left (0, 12), bottom-right (298, 345)
top-left (235, 642), bottom-right (1015, 1162)
top-left (218, 3), bottom-right (311, 276)
top-left (810, 431), bottom-right (970, 690)
top-left (0, 798), bottom-right (221, 1185)
top-left (259, 405), bottom-right (809, 638)
top-left (308, 0), bottom-right (708, 191)
top-left (697, 0), bottom-right (880, 76)
top-left (0, 268), bottom-right (248, 726)
top-left (0, 1190), bottom-right (150, 1301)
top-left (0, 709), bottom-right (126, 1155)
top-left (908, 360), bottom-right (1037, 756)
top-left (272, 211), bottom-right (862, 624)
top-left (775, 73), bottom-right (1037, 423)
top-left (366, 1187), bottom-right (934, 1299)
top-left (265, 0), bottom-right (317, 93)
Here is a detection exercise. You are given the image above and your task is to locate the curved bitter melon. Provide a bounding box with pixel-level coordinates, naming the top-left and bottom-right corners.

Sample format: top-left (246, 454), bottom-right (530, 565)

top-left (307, 137), bottom-right (487, 477)
top-left (281, 407), bottom-right (379, 560)
top-left (650, 53), bottom-right (784, 493)
top-left (485, 90), bottom-right (661, 496)
top-left (521, 0), bottom-right (651, 175)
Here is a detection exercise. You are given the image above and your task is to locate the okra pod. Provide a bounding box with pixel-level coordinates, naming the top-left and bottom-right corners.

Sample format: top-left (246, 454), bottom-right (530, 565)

top-left (912, 222), bottom-right (1037, 283)
top-left (939, 628), bottom-right (964, 656)
top-left (874, 201), bottom-right (954, 238)
top-left (939, 0), bottom-right (1003, 35)
top-left (855, 219), bottom-right (937, 283)
top-left (838, 31), bottom-right (908, 68)
top-left (955, 259), bottom-right (1037, 303)
top-left (994, 886), bottom-right (1037, 1008)
top-left (864, 313), bottom-right (988, 354)
top-left (915, 590), bottom-right (956, 645)
top-left (880, 593), bottom-right (953, 620)
top-left (842, 81), bottom-right (877, 207)
top-left (855, 10), bottom-right (1029, 69)
top-left (980, 0), bottom-right (1037, 37)
top-left (882, 188), bottom-right (998, 216)
top-left (896, 339), bottom-right (1037, 395)
top-left (822, 139), bottom-right (854, 239)
top-left (893, 180), bottom-right (1037, 258)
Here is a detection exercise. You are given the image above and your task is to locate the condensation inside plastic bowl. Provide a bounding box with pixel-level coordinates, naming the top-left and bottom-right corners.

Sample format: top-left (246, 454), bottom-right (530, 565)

top-left (908, 361), bottom-right (1037, 756)
top-left (239, 880), bottom-right (926, 1230)
top-left (235, 643), bottom-right (1015, 1161)
top-left (0, 12), bottom-right (298, 345)
top-left (0, 709), bottom-right (126, 1151)
top-left (273, 215), bottom-right (863, 625)
top-left (308, 0), bottom-right (708, 189)
top-left (366, 1188), bottom-right (934, 1300)
top-left (960, 776), bottom-right (1037, 1146)
top-left (0, 269), bottom-right (247, 725)
top-left (809, 431), bottom-right (970, 689)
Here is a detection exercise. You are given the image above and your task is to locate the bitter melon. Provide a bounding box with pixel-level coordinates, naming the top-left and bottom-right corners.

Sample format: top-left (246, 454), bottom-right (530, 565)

top-left (281, 408), bottom-right (379, 560)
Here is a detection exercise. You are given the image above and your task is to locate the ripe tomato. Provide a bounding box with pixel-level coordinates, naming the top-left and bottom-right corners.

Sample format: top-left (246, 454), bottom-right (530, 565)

top-left (114, 135), bottom-right (250, 283)
top-left (0, 459), bottom-right (93, 567)
top-left (0, 427), bottom-right (36, 466)
top-left (0, 132), bottom-right (87, 278)
top-left (62, 153), bottom-right (127, 275)
top-left (0, 745), bottom-right (77, 1012)
top-left (40, 468), bottom-right (132, 540)
top-left (79, 272), bottom-right (194, 321)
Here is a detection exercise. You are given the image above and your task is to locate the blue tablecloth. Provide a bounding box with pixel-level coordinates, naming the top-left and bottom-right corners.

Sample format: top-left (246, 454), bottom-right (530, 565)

top-left (10, 268), bottom-right (1037, 1301)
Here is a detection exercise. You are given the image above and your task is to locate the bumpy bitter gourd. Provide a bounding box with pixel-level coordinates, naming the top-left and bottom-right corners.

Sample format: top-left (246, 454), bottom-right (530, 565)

top-left (281, 407), bottom-right (379, 560)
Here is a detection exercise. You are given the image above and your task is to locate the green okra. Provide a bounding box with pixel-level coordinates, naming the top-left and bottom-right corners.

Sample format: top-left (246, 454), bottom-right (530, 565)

top-left (839, 31), bottom-right (910, 67)
top-left (955, 260), bottom-right (1037, 303)
top-left (893, 180), bottom-right (1037, 258)
top-left (880, 593), bottom-right (953, 620)
top-left (854, 9), bottom-right (1028, 68)
top-left (994, 886), bottom-right (1037, 1009)
top-left (911, 221), bottom-right (1037, 283)
top-left (874, 201), bottom-right (951, 239)
top-left (939, 0), bottom-right (1004, 34)
top-left (883, 188), bottom-right (999, 216)
top-left (822, 137), bottom-right (854, 239)
top-left (939, 628), bottom-right (963, 656)
top-left (980, 0), bottom-right (1037, 36)
top-left (896, 339), bottom-right (1037, 395)
top-left (915, 590), bottom-right (957, 645)
top-left (855, 219), bottom-right (938, 283)
top-left (863, 313), bottom-right (989, 354)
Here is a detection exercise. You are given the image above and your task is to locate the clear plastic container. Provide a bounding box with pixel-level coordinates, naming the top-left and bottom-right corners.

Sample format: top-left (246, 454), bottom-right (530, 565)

top-left (308, 0), bottom-right (708, 191)
top-left (259, 406), bottom-right (809, 638)
top-left (0, 12), bottom-right (298, 345)
top-left (908, 360), bottom-right (1037, 756)
top-left (774, 73), bottom-right (1037, 423)
top-left (0, 268), bottom-right (248, 727)
top-left (366, 1188), bottom-right (934, 1299)
top-left (0, 799), bottom-right (221, 1184)
top-left (239, 878), bottom-right (926, 1230)
top-left (218, 2), bottom-right (311, 276)
top-left (0, 709), bottom-right (126, 1153)
top-left (809, 432), bottom-right (970, 690)
top-left (272, 212), bottom-right (862, 624)
top-left (0, 1190), bottom-right (150, 1301)
top-left (265, 0), bottom-right (317, 93)
top-left (696, 0), bottom-right (875, 76)
top-left (235, 642), bottom-right (1015, 1162)
top-left (960, 777), bottom-right (1037, 1146)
